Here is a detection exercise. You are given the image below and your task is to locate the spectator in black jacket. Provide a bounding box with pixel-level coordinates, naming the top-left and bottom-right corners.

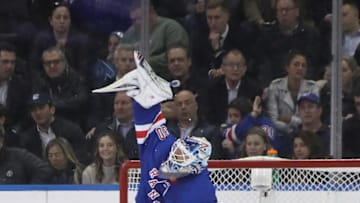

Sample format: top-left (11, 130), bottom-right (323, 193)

top-left (19, 92), bottom-right (90, 164)
top-left (32, 46), bottom-right (89, 127)
top-left (205, 49), bottom-right (263, 126)
top-left (166, 90), bottom-right (225, 159)
top-left (190, 0), bottom-right (258, 83)
top-left (252, 0), bottom-right (331, 87)
top-left (343, 86), bottom-right (360, 158)
top-left (29, 3), bottom-right (93, 78)
top-left (0, 126), bottom-right (52, 184)
top-left (0, 41), bottom-right (31, 131)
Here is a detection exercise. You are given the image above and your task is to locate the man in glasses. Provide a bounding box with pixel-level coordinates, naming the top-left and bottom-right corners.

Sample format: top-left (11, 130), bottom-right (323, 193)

top-left (252, 0), bottom-right (331, 88)
top-left (32, 46), bottom-right (88, 127)
top-left (205, 49), bottom-right (262, 126)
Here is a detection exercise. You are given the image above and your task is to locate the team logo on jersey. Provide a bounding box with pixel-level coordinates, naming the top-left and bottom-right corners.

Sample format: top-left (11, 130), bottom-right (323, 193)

top-left (155, 125), bottom-right (170, 141)
top-left (148, 189), bottom-right (160, 200)
top-left (261, 125), bottom-right (274, 140)
top-left (148, 179), bottom-right (159, 188)
top-left (149, 168), bottom-right (159, 179)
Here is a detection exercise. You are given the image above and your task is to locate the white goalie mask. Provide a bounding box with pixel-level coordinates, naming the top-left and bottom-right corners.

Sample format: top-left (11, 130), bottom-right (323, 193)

top-left (159, 136), bottom-right (212, 180)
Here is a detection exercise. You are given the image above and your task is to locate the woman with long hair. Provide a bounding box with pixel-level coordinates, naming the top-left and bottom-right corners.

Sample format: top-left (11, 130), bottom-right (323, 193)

top-left (292, 130), bottom-right (324, 159)
top-left (82, 132), bottom-right (127, 184)
top-left (46, 137), bottom-right (84, 184)
top-left (320, 57), bottom-right (360, 124)
top-left (240, 127), bottom-right (271, 158)
top-left (266, 50), bottom-right (319, 156)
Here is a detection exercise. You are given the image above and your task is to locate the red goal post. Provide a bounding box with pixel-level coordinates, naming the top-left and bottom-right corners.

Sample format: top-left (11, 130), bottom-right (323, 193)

top-left (120, 158), bottom-right (360, 203)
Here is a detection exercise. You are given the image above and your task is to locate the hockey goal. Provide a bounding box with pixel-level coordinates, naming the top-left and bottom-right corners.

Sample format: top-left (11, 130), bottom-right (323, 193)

top-left (120, 157), bottom-right (360, 203)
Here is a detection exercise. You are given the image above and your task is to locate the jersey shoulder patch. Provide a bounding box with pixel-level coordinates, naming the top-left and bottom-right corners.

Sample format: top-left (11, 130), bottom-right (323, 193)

top-left (155, 125), bottom-right (170, 141)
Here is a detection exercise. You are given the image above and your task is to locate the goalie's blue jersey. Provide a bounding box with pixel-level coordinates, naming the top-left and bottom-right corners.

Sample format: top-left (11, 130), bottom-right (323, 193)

top-left (132, 101), bottom-right (217, 203)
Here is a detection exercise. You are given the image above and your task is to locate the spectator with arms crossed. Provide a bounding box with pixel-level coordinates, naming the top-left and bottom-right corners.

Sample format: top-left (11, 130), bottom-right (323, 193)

top-left (93, 51), bottom-right (217, 202)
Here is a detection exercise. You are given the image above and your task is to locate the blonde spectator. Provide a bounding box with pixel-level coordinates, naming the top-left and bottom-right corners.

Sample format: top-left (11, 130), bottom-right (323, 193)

top-left (240, 127), bottom-right (271, 157)
top-left (46, 137), bottom-right (84, 184)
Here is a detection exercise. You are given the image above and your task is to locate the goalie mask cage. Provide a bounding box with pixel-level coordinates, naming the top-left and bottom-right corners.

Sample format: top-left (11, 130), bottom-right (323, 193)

top-left (120, 158), bottom-right (360, 203)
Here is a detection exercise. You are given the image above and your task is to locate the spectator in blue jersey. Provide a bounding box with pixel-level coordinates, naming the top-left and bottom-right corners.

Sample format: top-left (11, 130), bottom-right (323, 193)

top-left (223, 96), bottom-right (278, 158)
top-left (92, 51), bottom-right (217, 202)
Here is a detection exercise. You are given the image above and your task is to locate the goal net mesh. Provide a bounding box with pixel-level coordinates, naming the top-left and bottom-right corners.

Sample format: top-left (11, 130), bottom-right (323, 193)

top-left (120, 157), bottom-right (360, 203)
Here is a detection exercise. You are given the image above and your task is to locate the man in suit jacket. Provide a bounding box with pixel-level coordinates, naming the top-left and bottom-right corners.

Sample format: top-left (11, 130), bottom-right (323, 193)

top-left (190, 0), bottom-right (258, 83)
top-left (205, 49), bottom-right (263, 126)
top-left (0, 41), bottom-right (31, 130)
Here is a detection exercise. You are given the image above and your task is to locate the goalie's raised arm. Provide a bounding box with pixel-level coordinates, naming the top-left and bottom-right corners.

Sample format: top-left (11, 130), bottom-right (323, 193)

top-left (92, 51), bottom-right (217, 203)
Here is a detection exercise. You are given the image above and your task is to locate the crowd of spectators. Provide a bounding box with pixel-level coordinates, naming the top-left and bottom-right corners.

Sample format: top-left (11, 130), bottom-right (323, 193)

top-left (0, 0), bottom-right (360, 184)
